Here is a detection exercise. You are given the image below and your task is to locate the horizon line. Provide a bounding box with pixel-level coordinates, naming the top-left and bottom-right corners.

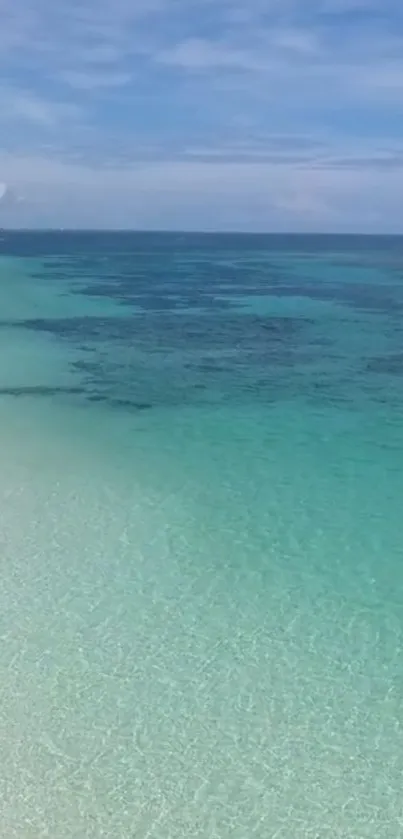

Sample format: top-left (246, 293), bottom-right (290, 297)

top-left (1, 228), bottom-right (403, 237)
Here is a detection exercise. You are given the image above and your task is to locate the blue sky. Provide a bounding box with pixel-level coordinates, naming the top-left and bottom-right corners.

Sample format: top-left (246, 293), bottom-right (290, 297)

top-left (1, 0), bottom-right (403, 230)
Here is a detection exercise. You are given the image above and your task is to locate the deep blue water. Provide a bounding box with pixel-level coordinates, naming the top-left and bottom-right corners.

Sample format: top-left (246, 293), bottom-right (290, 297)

top-left (2, 232), bottom-right (403, 410)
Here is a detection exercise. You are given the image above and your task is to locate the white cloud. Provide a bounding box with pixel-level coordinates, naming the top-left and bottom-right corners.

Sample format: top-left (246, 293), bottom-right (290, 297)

top-left (1, 0), bottom-right (403, 228)
top-left (0, 84), bottom-right (86, 150)
top-left (157, 38), bottom-right (257, 70)
top-left (268, 28), bottom-right (321, 56)
top-left (2, 144), bottom-right (403, 231)
top-left (0, 180), bottom-right (22, 208)
top-left (0, 88), bottom-right (82, 126)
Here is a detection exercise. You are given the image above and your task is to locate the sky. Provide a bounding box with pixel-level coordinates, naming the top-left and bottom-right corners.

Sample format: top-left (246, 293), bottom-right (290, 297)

top-left (1, 0), bottom-right (403, 230)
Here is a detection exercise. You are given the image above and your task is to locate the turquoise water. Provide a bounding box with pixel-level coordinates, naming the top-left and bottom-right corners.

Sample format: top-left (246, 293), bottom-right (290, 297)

top-left (1, 232), bottom-right (403, 837)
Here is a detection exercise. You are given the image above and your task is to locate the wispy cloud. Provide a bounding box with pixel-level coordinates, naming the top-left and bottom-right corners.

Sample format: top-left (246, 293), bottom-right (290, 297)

top-left (1, 0), bottom-right (403, 228)
top-left (60, 71), bottom-right (133, 90)
top-left (0, 87), bottom-right (83, 127)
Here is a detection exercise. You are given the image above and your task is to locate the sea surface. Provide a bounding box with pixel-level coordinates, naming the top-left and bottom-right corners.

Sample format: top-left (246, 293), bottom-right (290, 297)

top-left (1, 232), bottom-right (403, 838)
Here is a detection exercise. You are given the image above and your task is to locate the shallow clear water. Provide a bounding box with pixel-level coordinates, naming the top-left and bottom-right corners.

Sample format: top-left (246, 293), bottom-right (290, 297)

top-left (1, 232), bottom-right (403, 837)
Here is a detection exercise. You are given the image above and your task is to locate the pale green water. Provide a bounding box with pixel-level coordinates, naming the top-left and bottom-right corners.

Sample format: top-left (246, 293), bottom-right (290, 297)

top-left (1, 233), bottom-right (403, 837)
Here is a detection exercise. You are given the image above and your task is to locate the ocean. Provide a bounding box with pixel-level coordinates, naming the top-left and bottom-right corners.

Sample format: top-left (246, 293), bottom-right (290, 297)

top-left (1, 231), bottom-right (403, 837)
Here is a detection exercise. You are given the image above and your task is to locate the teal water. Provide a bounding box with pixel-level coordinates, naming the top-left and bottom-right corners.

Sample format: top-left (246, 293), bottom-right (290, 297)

top-left (1, 232), bottom-right (403, 837)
